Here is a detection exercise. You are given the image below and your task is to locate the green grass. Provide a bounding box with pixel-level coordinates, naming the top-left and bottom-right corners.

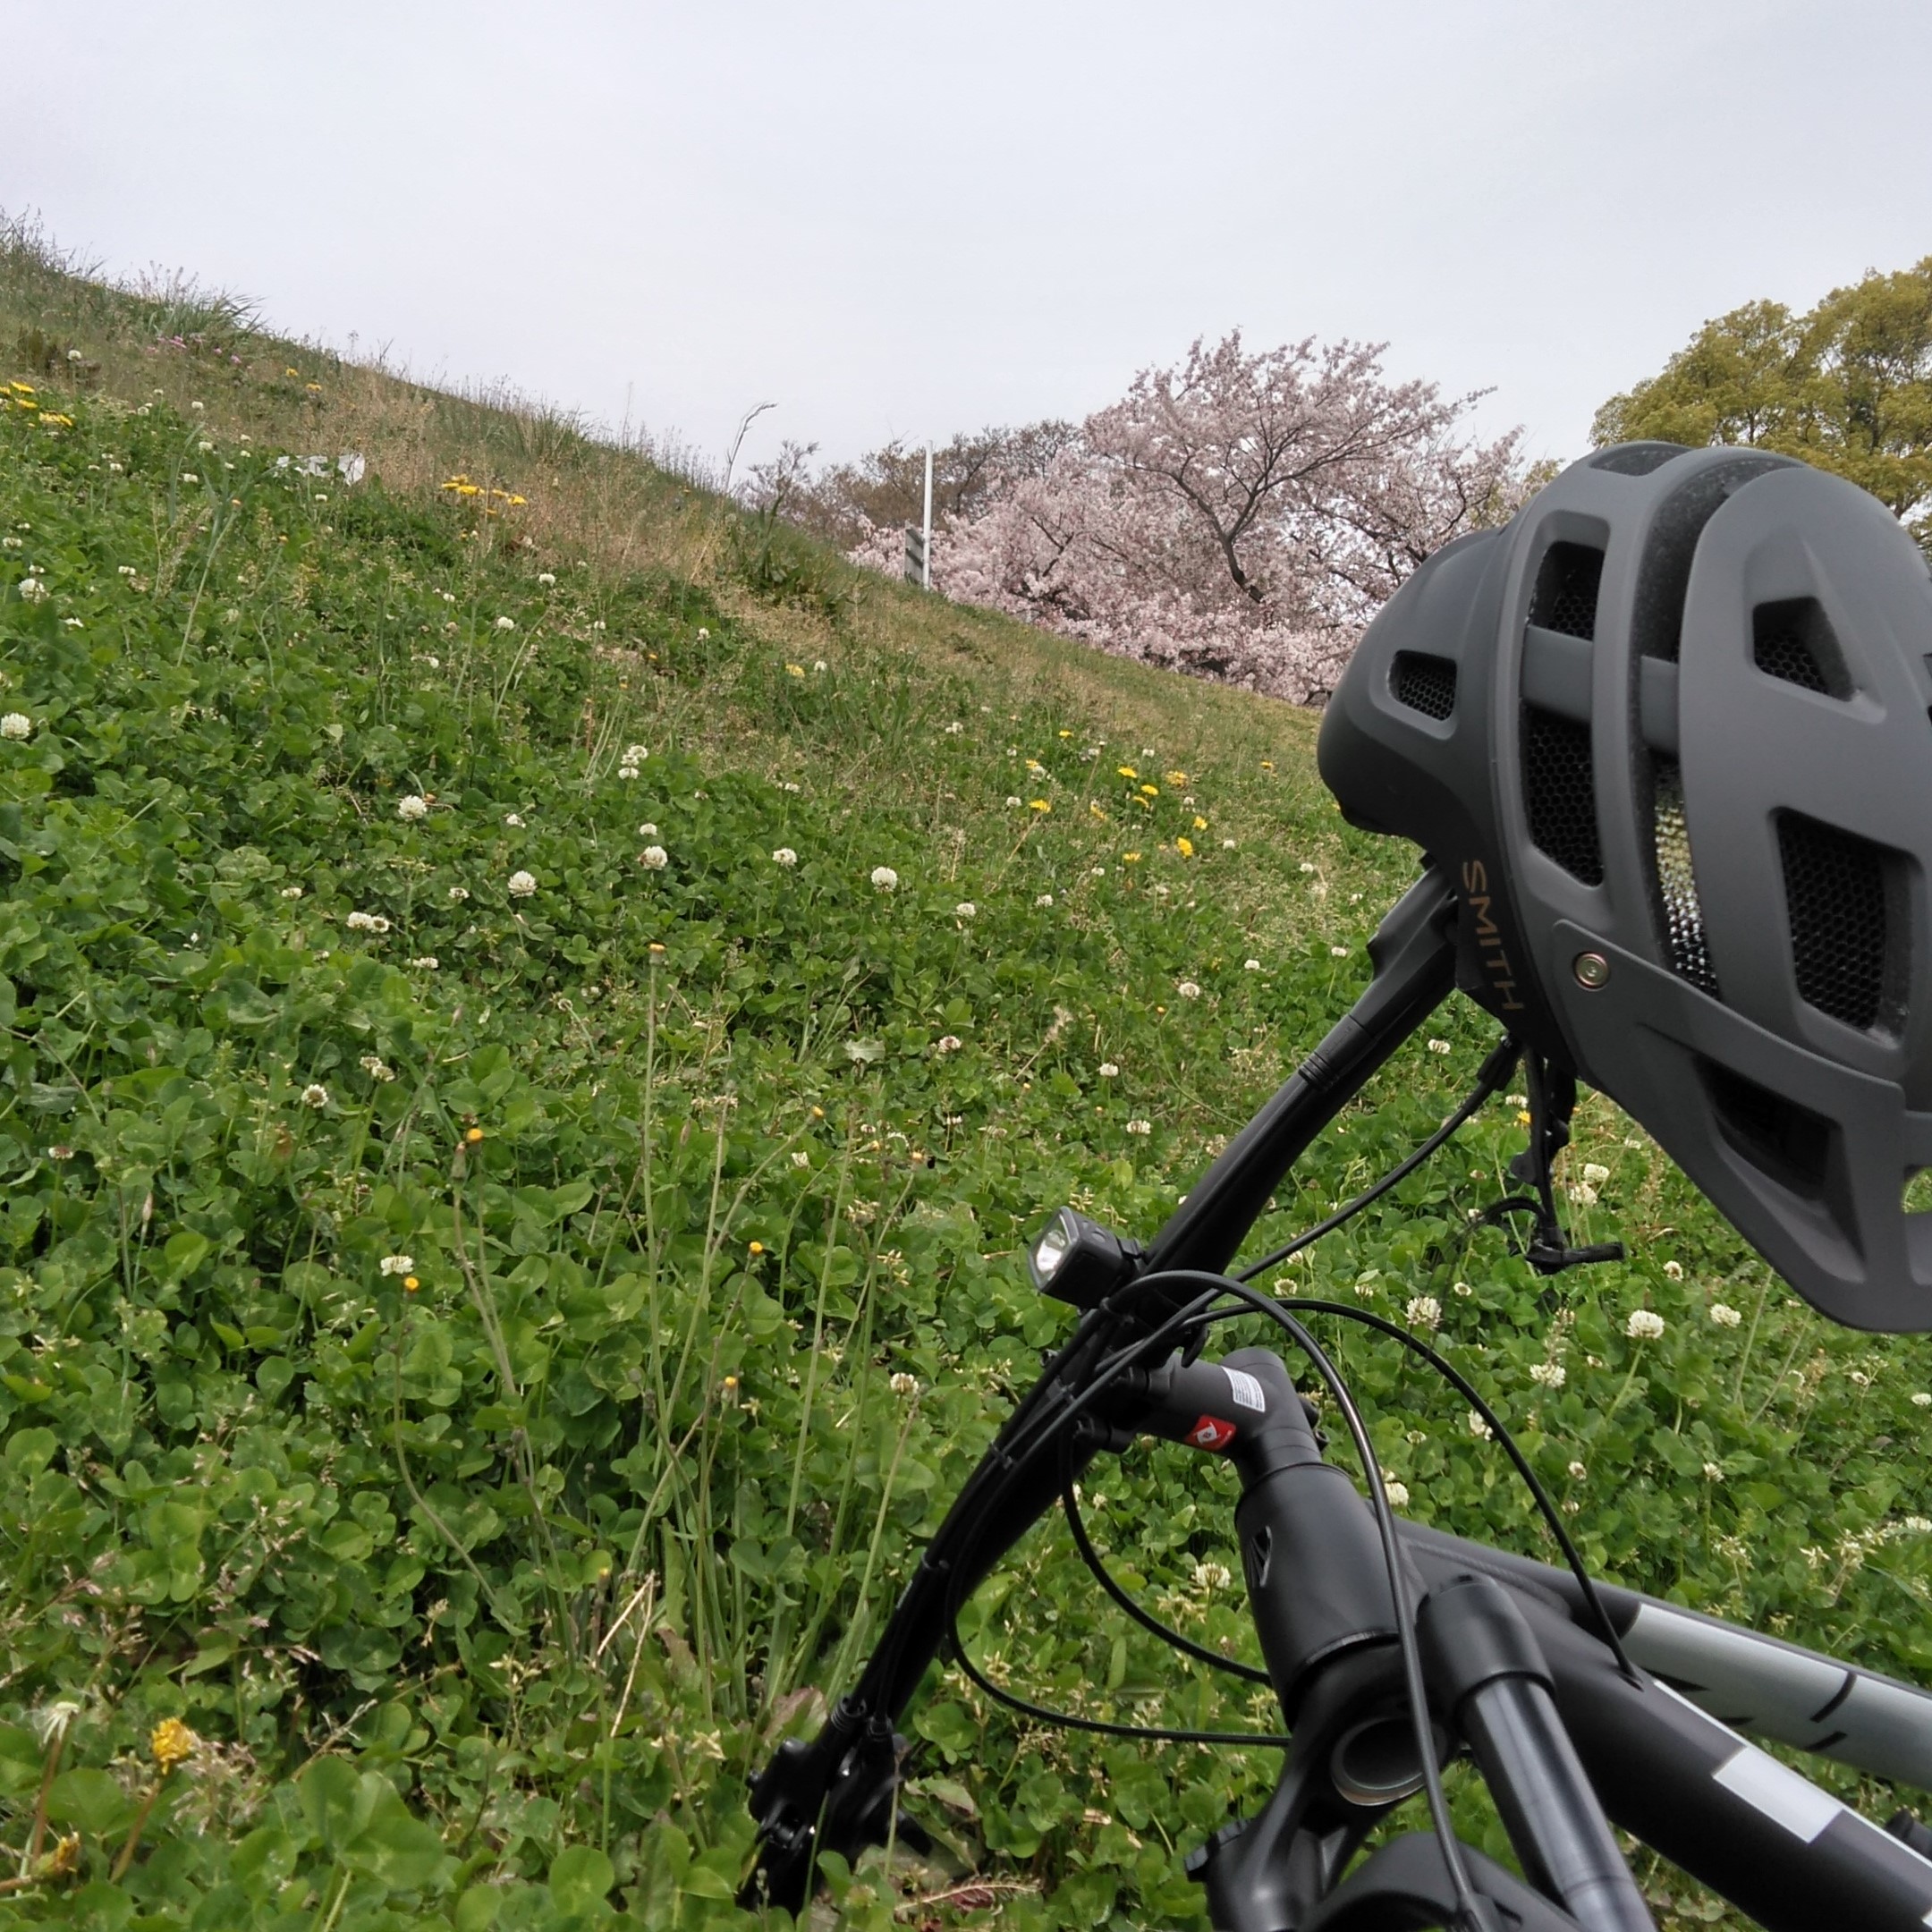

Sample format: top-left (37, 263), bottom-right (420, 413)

top-left (0, 231), bottom-right (1928, 1932)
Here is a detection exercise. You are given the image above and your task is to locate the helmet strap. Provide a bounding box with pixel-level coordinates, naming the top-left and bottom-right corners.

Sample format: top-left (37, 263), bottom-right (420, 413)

top-left (1484, 1049), bottom-right (1625, 1276)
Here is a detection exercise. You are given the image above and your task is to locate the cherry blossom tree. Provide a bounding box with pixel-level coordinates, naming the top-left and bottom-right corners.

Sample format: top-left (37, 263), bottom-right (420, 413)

top-left (836, 330), bottom-right (1525, 704)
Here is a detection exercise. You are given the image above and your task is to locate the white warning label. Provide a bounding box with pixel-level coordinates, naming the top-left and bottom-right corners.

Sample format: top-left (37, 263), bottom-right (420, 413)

top-left (1224, 1367), bottom-right (1266, 1412)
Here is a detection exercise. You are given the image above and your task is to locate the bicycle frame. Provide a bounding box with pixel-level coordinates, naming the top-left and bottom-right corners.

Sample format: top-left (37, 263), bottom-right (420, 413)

top-left (742, 865), bottom-right (1932, 1929)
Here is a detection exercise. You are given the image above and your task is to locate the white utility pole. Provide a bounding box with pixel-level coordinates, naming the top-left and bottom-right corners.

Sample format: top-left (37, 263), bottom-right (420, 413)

top-left (921, 444), bottom-right (934, 590)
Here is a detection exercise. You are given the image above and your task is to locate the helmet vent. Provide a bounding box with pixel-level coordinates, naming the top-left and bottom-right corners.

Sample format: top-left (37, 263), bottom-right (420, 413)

top-left (1753, 598), bottom-right (1852, 699)
top-left (1589, 443), bottom-right (1688, 477)
top-left (1391, 651), bottom-right (1457, 720)
top-left (1521, 706), bottom-right (1604, 885)
top-left (1631, 456), bottom-right (1789, 661)
top-left (1702, 1060), bottom-right (1831, 1200)
top-left (1529, 542), bottom-right (1603, 641)
top-left (1651, 759), bottom-right (1718, 996)
top-left (1776, 812), bottom-right (1905, 1033)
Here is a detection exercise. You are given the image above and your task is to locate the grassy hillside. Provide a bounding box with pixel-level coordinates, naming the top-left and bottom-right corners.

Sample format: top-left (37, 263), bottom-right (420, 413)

top-left (0, 224), bottom-right (1928, 1932)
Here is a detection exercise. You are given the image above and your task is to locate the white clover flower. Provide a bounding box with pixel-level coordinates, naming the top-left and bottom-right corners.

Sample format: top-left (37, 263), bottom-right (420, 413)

top-left (1568, 1182), bottom-right (1598, 1206)
top-left (1192, 1560), bottom-right (1232, 1591)
top-left (889, 1371), bottom-right (920, 1398)
top-left (1036, 893), bottom-right (1055, 907)
top-left (1565, 1462), bottom-right (1588, 1482)
top-left (1300, 861), bottom-right (1317, 875)
top-left (1427, 1038), bottom-right (1452, 1055)
top-left (1177, 980), bottom-right (1201, 1000)
top-left (1468, 1411), bottom-right (1494, 1440)
top-left (1625, 1309), bottom-right (1665, 1341)
top-left (1243, 959), bottom-right (1261, 972)
top-left (504, 869), bottom-right (539, 900)
top-left (783, 781), bottom-right (801, 793)
top-left (300, 1083), bottom-right (329, 1108)
top-left (1099, 1063), bottom-right (1120, 1078)
top-left (624, 745), bottom-right (648, 764)
top-left (1708, 1302), bottom-right (1743, 1328)
top-left (772, 847), bottom-right (798, 867)
top-left (447, 886), bottom-right (470, 902)
top-left (791, 1150), bottom-right (809, 1168)
top-left (198, 439), bottom-right (214, 453)
top-left (954, 902), bottom-right (977, 919)
top-left (182, 471), bottom-right (199, 484)
top-left (1581, 1162), bottom-right (1610, 1186)
top-left (0, 713), bottom-right (31, 739)
top-left (1703, 1462), bottom-right (1726, 1482)
top-left (618, 767), bottom-right (640, 781)
top-left (345, 911), bottom-right (392, 933)
top-left (1406, 1295), bottom-right (1442, 1330)
top-left (494, 615), bottom-right (515, 631)
top-left (396, 794), bottom-right (429, 821)
top-left (1385, 1481), bottom-right (1411, 1509)
top-left (409, 956), bottom-right (439, 970)
top-left (944, 721), bottom-right (963, 734)
top-left (632, 824), bottom-right (658, 841)
top-left (504, 813), bottom-right (523, 828)
top-left (870, 866), bottom-right (898, 892)
top-left (537, 572), bottom-right (555, 586)
top-left (1914, 1393), bottom-right (1932, 1409)
top-left (1329, 945), bottom-right (1349, 959)
top-left (936, 1035), bottom-right (963, 1053)
top-left (281, 885), bottom-right (303, 899)
top-left (640, 845), bottom-right (668, 869)
top-left (190, 400), bottom-right (204, 411)
top-left (360, 1055), bottom-right (396, 1082)
top-left (1222, 838), bottom-right (1236, 850)
top-left (1530, 1360), bottom-right (1567, 1389)
top-left (16, 580), bottom-right (47, 605)
top-left (697, 627), bottom-right (709, 639)
top-left (812, 659), bottom-right (827, 674)
top-left (1125, 1118), bottom-right (1152, 1136)
top-left (1005, 794), bottom-right (1023, 808)
top-left (1453, 1280), bottom-right (1473, 1297)
top-left (378, 1254), bottom-right (415, 1276)
top-left (1663, 1260), bottom-right (1684, 1281)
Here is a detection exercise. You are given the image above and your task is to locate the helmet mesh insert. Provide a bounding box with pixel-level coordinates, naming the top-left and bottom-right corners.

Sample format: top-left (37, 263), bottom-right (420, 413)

top-left (1391, 651), bottom-right (1457, 720)
top-left (1776, 813), bottom-right (1894, 1031)
top-left (1589, 443), bottom-right (1688, 477)
top-left (1522, 706), bottom-right (1604, 885)
top-left (1753, 598), bottom-right (1852, 699)
top-left (1652, 759), bottom-right (1718, 995)
top-left (1530, 542), bottom-right (1603, 640)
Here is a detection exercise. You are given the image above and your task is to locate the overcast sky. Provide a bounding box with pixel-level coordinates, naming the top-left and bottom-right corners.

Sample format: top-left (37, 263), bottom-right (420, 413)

top-left (4, 2), bottom-right (1928, 479)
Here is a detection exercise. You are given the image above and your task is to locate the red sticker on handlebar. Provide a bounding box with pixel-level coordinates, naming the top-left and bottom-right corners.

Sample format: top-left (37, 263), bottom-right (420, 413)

top-left (1188, 1415), bottom-right (1237, 1453)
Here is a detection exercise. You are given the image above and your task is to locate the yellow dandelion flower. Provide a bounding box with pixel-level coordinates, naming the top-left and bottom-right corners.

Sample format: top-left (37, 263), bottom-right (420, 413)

top-left (1029, 798), bottom-right (1051, 812)
top-left (1116, 766), bottom-right (1138, 780)
top-left (784, 663), bottom-right (806, 678)
top-left (1140, 784), bottom-right (1158, 798)
top-left (1123, 852), bottom-right (1142, 864)
top-left (1259, 759), bottom-right (1275, 771)
top-left (1057, 729), bottom-right (1072, 739)
top-left (1516, 1109), bottom-right (1533, 1127)
top-left (1193, 815), bottom-right (1208, 830)
top-left (150, 1718), bottom-right (198, 1769)
top-left (403, 1275), bottom-right (420, 1292)
top-left (1024, 758), bottom-right (1044, 772)
top-left (1176, 836), bottom-right (1195, 857)
top-left (1165, 770), bottom-right (1188, 785)
top-left (507, 495), bottom-right (528, 505)
top-left (284, 368), bottom-right (301, 378)
top-left (1089, 801), bottom-right (1108, 819)
top-left (305, 382), bottom-right (323, 394)
top-left (749, 1241), bottom-right (766, 1256)
top-left (465, 1126), bottom-right (485, 1143)
top-left (11, 381), bottom-right (38, 395)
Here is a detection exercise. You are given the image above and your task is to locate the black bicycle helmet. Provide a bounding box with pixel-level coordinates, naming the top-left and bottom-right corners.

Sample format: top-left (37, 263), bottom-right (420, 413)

top-left (1318, 444), bottom-right (1932, 1332)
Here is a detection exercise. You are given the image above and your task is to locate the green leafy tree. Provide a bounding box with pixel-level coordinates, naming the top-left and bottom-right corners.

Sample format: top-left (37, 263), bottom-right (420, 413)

top-left (1593, 257), bottom-right (1932, 549)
